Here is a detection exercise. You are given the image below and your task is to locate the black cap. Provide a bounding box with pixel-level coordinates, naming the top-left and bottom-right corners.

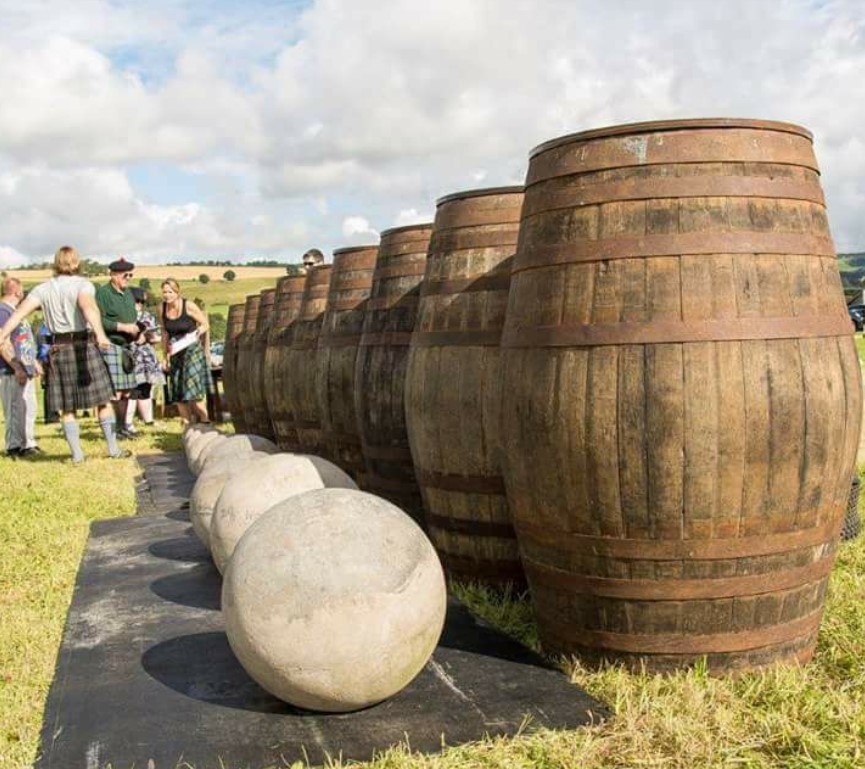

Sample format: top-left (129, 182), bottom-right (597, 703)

top-left (108, 257), bottom-right (135, 273)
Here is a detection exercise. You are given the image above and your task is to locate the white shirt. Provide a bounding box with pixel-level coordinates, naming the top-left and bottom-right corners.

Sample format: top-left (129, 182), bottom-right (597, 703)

top-left (29, 276), bottom-right (95, 333)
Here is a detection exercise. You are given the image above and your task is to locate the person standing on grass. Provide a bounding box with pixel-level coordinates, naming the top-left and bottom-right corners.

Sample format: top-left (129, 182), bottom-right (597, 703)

top-left (95, 257), bottom-right (140, 439)
top-left (0, 277), bottom-right (42, 458)
top-left (124, 287), bottom-right (163, 432)
top-left (159, 278), bottom-right (213, 426)
top-left (0, 246), bottom-right (130, 463)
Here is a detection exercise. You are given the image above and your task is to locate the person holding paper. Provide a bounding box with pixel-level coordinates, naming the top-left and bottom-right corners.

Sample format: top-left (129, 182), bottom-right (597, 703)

top-left (159, 278), bottom-right (213, 425)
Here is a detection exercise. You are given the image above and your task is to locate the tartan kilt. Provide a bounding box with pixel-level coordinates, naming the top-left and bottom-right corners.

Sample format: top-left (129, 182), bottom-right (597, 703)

top-left (101, 342), bottom-right (139, 392)
top-left (166, 341), bottom-right (214, 404)
top-left (46, 341), bottom-right (116, 413)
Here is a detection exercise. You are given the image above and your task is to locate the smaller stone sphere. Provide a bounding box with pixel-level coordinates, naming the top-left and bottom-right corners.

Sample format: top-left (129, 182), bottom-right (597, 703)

top-left (189, 452), bottom-right (270, 549)
top-left (183, 423), bottom-right (217, 451)
top-left (199, 434), bottom-right (278, 474)
top-left (210, 454), bottom-right (357, 573)
top-left (223, 488), bottom-right (446, 712)
top-left (187, 431), bottom-right (226, 475)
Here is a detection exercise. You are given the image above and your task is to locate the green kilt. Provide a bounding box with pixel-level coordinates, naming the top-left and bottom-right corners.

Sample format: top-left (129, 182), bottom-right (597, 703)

top-left (166, 340), bottom-right (214, 404)
top-left (101, 342), bottom-right (138, 393)
top-left (46, 340), bottom-right (116, 413)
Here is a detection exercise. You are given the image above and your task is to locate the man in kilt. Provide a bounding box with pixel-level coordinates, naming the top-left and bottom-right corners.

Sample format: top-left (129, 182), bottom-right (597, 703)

top-left (95, 258), bottom-right (140, 439)
top-left (0, 246), bottom-right (130, 462)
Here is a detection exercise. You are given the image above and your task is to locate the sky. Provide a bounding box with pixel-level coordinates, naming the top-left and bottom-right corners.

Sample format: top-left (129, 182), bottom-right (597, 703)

top-left (0, 0), bottom-right (863, 267)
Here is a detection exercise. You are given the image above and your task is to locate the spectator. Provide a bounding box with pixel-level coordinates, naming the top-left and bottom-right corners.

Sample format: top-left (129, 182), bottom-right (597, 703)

top-left (95, 258), bottom-right (140, 439)
top-left (0, 277), bottom-right (41, 457)
top-left (124, 287), bottom-right (164, 432)
top-left (302, 248), bottom-right (324, 273)
top-left (0, 246), bottom-right (129, 462)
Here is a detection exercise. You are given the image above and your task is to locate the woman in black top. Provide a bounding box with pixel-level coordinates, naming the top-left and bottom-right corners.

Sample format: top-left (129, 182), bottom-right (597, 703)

top-left (159, 278), bottom-right (213, 425)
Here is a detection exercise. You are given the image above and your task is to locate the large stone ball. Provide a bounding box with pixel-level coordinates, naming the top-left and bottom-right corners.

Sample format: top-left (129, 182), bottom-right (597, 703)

top-left (187, 431), bottom-right (226, 475)
top-left (199, 434), bottom-right (278, 474)
top-left (183, 423), bottom-right (217, 451)
top-left (210, 455), bottom-right (358, 573)
top-left (189, 452), bottom-right (271, 548)
top-left (223, 488), bottom-right (446, 712)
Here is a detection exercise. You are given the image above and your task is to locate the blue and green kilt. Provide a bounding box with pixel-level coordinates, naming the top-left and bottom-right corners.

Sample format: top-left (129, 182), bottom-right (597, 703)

top-left (101, 342), bottom-right (139, 393)
top-left (46, 341), bottom-right (116, 413)
top-left (166, 341), bottom-right (214, 404)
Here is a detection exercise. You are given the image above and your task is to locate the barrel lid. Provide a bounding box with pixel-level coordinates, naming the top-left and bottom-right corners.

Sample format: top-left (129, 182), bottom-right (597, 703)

top-left (436, 185), bottom-right (525, 207)
top-left (333, 244), bottom-right (379, 256)
top-left (380, 222), bottom-right (434, 238)
top-left (530, 118), bottom-right (813, 159)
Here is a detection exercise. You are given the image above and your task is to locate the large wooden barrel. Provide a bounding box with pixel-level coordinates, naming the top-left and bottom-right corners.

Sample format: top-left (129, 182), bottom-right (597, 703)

top-left (501, 118), bottom-right (862, 672)
top-left (285, 265), bottom-right (333, 455)
top-left (316, 245), bottom-right (378, 478)
top-left (234, 294), bottom-right (261, 434)
top-left (223, 303), bottom-right (247, 431)
top-left (355, 224), bottom-right (433, 522)
top-left (406, 187), bottom-right (525, 587)
top-left (249, 287), bottom-right (277, 440)
top-left (265, 276), bottom-right (306, 450)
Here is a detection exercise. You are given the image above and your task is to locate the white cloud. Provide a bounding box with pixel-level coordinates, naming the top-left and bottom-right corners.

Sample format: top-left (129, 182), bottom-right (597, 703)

top-left (394, 208), bottom-right (432, 228)
top-left (0, 245), bottom-right (28, 269)
top-left (341, 215), bottom-right (378, 242)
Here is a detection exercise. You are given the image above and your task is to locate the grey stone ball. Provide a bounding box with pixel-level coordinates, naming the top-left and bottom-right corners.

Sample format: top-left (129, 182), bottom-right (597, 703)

top-left (189, 452), bottom-right (271, 549)
top-left (199, 434), bottom-right (278, 474)
top-left (183, 423), bottom-right (217, 450)
top-left (187, 431), bottom-right (226, 475)
top-left (210, 454), bottom-right (358, 573)
top-left (223, 488), bottom-right (446, 712)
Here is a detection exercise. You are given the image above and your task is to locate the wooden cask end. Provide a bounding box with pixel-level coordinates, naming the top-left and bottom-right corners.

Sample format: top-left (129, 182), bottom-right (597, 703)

top-left (265, 276), bottom-right (306, 450)
top-left (223, 303), bottom-right (247, 432)
top-left (285, 265), bottom-right (333, 455)
top-left (316, 245), bottom-right (378, 478)
top-left (234, 294), bottom-right (261, 435)
top-left (502, 118), bottom-right (862, 672)
top-left (355, 224), bottom-right (433, 523)
top-left (248, 287), bottom-right (277, 440)
top-left (405, 187), bottom-right (526, 587)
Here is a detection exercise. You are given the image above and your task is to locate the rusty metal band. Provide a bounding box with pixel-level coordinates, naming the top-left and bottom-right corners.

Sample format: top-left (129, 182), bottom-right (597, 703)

top-left (366, 295), bottom-right (419, 311)
top-left (322, 430), bottom-right (361, 446)
top-left (435, 205), bottom-right (524, 230)
top-left (512, 233), bottom-right (837, 274)
top-left (290, 338), bottom-right (320, 351)
top-left (362, 443), bottom-right (413, 461)
top-left (438, 553), bottom-right (526, 580)
top-left (373, 263), bottom-right (427, 281)
top-left (327, 298), bottom-right (368, 312)
top-left (319, 332), bottom-right (362, 348)
top-left (538, 607), bottom-right (825, 655)
top-left (412, 329), bottom-right (503, 347)
top-left (501, 314), bottom-right (852, 347)
top-left (515, 517), bottom-right (839, 560)
top-left (306, 286), bottom-right (330, 299)
top-left (521, 176), bottom-right (825, 219)
top-left (430, 229), bottom-right (521, 252)
top-left (294, 419), bottom-right (321, 430)
top-left (528, 130), bottom-right (819, 185)
top-left (330, 277), bottom-right (374, 291)
top-left (523, 554), bottom-right (833, 600)
top-left (359, 332), bottom-right (414, 347)
top-left (416, 468), bottom-right (506, 495)
top-left (421, 271), bottom-right (511, 297)
top-left (364, 473), bottom-right (420, 494)
top-left (379, 238), bottom-right (433, 258)
top-left (427, 513), bottom-right (515, 538)
top-left (333, 252), bottom-right (377, 271)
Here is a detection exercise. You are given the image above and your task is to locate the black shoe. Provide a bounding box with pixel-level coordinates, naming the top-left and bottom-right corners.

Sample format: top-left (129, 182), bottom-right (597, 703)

top-left (109, 449), bottom-right (132, 459)
top-left (19, 446), bottom-right (43, 457)
top-left (5, 447), bottom-right (22, 458)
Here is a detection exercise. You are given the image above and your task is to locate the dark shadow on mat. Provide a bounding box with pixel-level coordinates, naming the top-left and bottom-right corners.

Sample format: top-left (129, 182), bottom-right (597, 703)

top-left (150, 565), bottom-right (221, 611)
top-left (141, 632), bottom-right (295, 714)
top-left (165, 508), bottom-right (191, 522)
top-left (149, 536), bottom-right (211, 563)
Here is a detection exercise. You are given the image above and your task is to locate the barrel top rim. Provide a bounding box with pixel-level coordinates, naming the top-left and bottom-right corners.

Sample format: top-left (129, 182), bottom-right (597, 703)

top-left (245, 293), bottom-right (261, 304)
top-left (380, 222), bottom-right (434, 238)
top-left (260, 287), bottom-right (277, 296)
top-left (333, 244), bottom-right (380, 255)
top-left (530, 118), bottom-right (814, 158)
top-left (436, 185), bottom-right (525, 207)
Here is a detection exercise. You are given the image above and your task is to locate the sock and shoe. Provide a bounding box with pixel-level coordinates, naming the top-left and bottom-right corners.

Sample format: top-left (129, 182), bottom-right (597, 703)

top-left (101, 417), bottom-right (131, 458)
top-left (62, 421), bottom-right (86, 464)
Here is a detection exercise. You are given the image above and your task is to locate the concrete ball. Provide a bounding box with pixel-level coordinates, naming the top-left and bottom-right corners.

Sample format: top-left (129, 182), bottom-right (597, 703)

top-left (223, 488), bottom-right (446, 712)
top-left (187, 431), bottom-right (226, 475)
top-left (183, 423), bottom-right (217, 450)
top-left (199, 434), bottom-right (278, 474)
top-left (189, 452), bottom-right (271, 549)
top-left (210, 454), bottom-right (358, 573)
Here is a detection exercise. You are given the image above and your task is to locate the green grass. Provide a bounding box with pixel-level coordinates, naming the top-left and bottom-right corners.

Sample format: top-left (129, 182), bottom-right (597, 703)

top-left (169, 277), bottom-right (281, 317)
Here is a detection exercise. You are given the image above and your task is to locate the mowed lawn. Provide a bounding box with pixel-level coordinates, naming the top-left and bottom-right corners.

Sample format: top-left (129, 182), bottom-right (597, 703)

top-left (1, 408), bottom-right (865, 765)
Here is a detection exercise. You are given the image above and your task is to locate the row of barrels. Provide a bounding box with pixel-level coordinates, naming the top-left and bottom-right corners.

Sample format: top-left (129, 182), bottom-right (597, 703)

top-left (222, 118), bottom-right (862, 673)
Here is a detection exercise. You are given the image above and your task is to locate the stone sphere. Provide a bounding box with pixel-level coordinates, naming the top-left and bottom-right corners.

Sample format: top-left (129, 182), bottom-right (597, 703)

top-left (189, 452), bottom-right (270, 548)
top-left (210, 454), bottom-right (358, 573)
top-left (187, 431), bottom-right (226, 475)
top-left (223, 488), bottom-right (446, 712)
top-left (183, 423), bottom-right (217, 451)
top-left (199, 434), bottom-right (278, 474)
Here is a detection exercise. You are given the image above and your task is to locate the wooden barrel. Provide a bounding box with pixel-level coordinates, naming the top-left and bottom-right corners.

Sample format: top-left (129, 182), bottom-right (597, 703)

top-left (316, 245), bottom-right (378, 477)
top-left (501, 118), bottom-right (862, 672)
top-left (355, 223), bottom-right (433, 522)
top-left (234, 294), bottom-right (261, 434)
top-left (285, 265), bottom-right (333, 455)
top-left (223, 303), bottom-right (247, 432)
top-left (405, 187), bottom-right (525, 587)
top-left (265, 276), bottom-right (306, 450)
top-left (249, 287), bottom-right (277, 440)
